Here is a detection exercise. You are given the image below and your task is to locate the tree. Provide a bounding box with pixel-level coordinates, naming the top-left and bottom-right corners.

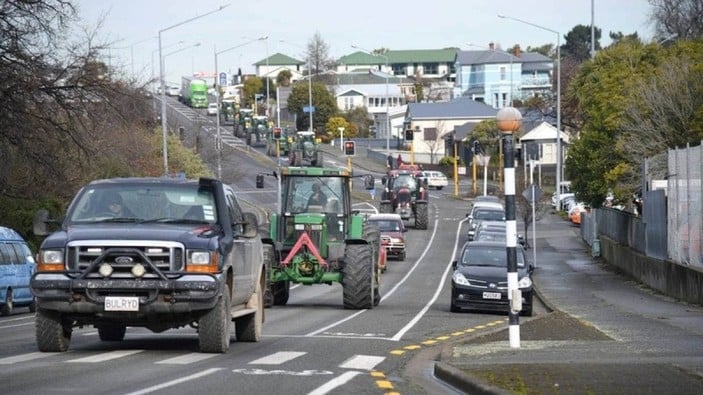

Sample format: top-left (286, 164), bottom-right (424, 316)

top-left (242, 76), bottom-right (263, 108)
top-left (286, 81), bottom-right (338, 133)
top-left (648, 0), bottom-right (703, 40)
top-left (526, 43), bottom-right (555, 58)
top-left (344, 106), bottom-right (372, 137)
top-left (561, 24), bottom-right (602, 61)
top-left (565, 40), bottom-right (671, 207)
top-left (306, 32), bottom-right (335, 77)
top-left (326, 117), bottom-right (357, 139)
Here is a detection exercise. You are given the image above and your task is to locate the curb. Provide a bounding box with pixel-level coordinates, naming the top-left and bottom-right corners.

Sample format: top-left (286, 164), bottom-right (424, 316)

top-left (433, 362), bottom-right (512, 395)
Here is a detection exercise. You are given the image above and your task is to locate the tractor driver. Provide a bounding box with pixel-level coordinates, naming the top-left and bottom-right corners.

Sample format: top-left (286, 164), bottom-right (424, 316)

top-left (307, 182), bottom-right (327, 209)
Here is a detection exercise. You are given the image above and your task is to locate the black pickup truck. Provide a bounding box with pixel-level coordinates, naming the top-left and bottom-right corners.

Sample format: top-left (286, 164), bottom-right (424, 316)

top-left (31, 177), bottom-right (265, 353)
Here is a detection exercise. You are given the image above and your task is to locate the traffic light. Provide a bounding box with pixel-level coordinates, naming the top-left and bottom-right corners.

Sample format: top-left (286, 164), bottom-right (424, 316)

top-left (404, 129), bottom-right (414, 141)
top-left (273, 127), bottom-right (282, 139)
top-left (344, 141), bottom-right (356, 156)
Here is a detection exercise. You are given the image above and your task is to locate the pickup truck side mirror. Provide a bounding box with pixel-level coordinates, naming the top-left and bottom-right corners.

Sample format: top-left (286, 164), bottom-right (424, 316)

top-left (241, 212), bottom-right (260, 238)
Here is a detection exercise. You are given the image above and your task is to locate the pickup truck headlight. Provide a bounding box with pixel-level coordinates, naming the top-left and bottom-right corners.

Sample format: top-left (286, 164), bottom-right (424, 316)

top-left (38, 249), bottom-right (65, 271)
top-left (186, 250), bottom-right (219, 273)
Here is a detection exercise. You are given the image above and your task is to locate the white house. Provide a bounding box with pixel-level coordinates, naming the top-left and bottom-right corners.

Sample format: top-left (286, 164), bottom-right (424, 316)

top-left (519, 121), bottom-right (569, 165)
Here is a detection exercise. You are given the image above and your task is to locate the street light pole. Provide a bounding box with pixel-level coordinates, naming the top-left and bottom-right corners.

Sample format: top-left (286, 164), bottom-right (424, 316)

top-left (214, 36), bottom-right (268, 179)
top-left (498, 14), bottom-right (561, 209)
top-left (158, 4), bottom-right (230, 175)
top-left (352, 45), bottom-right (390, 153)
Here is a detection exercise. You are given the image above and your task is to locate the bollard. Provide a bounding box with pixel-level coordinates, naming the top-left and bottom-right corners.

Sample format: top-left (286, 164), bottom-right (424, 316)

top-left (592, 239), bottom-right (601, 257)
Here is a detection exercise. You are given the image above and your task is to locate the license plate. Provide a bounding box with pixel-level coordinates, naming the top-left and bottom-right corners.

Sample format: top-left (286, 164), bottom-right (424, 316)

top-left (104, 296), bottom-right (139, 311)
top-left (482, 292), bottom-right (501, 300)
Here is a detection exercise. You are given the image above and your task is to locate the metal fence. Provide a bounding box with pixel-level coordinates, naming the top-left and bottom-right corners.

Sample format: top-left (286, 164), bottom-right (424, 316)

top-left (669, 144), bottom-right (703, 266)
top-left (581, 144), bottom-right (701, 267)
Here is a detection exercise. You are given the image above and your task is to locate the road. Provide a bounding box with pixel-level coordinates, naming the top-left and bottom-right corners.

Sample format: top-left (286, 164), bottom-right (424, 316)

top-left (0, 98), bottom-right (541, 395)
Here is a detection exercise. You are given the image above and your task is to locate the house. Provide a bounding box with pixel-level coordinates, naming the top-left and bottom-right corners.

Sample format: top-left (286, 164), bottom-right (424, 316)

top-left (518, 121), bottom-right (569, 165)
top-left (403, 98), bottom-right (498, 162)
top-left (454, 44), bottom-right (553, 109)
top-left (254, 53), bottom-right (306, 81)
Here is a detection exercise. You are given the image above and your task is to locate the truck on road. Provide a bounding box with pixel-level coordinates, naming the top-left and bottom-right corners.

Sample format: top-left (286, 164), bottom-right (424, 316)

top-left (31, 177), bottom-right (266, 353)
top-left (180, 76), bottom-right (209, 108)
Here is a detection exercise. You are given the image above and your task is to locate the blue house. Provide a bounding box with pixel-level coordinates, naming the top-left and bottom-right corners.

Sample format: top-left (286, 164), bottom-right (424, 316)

top-left (454, 44), bottom-right (553, 109)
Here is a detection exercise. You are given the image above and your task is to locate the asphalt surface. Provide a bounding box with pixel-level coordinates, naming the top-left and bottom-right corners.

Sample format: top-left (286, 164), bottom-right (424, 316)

top-left (330, 143), bottom-right (703, 395)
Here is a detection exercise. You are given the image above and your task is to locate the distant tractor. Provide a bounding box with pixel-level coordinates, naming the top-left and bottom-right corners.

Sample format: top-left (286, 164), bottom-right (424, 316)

top-left (234, 108), bottom-right (254, 139)
top-left (288, 131), bottom-right (323, 167)
top-left (266, 127), bottom-right (289, 157)
top-left (256, 167), bottom-right (381, 309)
top-left (380, 165), bottom-right (429, 229)
top-left (247, 115), bottom-right (270, 147)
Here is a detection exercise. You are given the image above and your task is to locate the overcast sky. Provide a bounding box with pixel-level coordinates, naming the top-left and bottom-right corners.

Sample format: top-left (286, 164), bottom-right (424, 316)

top-left (74, 0), bottom-right (655, 86)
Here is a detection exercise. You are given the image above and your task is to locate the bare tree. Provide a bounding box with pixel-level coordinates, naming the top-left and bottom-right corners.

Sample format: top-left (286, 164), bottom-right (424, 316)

top-left (648, 0), bottom-right (703, 40)
top-left (306, 32), bottom-right (335, 77)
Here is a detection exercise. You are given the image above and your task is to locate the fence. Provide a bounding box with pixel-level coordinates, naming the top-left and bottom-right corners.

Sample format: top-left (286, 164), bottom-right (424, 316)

top-left (669, 144), bottom-right (703, 266)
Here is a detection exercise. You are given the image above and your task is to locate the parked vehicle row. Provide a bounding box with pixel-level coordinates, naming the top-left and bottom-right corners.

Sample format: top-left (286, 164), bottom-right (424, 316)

top-left (0, 226), bottom-right (36, 316)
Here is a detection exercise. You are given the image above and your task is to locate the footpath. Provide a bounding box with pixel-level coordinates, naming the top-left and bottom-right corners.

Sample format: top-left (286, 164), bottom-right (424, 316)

top-left (329, 143), bottom-right (703, 394)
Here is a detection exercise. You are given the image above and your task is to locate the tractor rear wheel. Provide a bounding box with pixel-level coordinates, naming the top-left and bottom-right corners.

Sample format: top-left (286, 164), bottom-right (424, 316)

top-left (342, 244), bottom-right (374, 309)
top-left (272, 281), bottom-right (290, 305)
top-left (415, 202), bottom-right (428, 229)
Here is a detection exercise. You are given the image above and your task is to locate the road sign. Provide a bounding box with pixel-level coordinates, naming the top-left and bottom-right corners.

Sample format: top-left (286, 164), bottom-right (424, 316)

top-left (303, 106), bottom-right (315, 113)
top-left (522, 184), bottom-right (542, 203)
top-left (219, 72), bottom-right (227, 86)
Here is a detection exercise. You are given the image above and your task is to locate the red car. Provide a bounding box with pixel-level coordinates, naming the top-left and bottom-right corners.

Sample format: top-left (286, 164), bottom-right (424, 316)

top-left (367, 213), bottom-right (407, 265)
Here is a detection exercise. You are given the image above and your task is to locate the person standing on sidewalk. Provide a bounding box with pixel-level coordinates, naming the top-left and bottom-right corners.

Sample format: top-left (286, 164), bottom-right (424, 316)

top-left (396, 154), bottom-right (403, 168)
top-left (387, 154), bottom-right (394, 170)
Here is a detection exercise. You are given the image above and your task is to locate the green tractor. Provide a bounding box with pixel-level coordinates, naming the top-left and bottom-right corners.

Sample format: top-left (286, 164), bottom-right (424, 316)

top-left (266, 127), bottom-right (289, 157)
top-left (247, 115), bottom-right (270, 147)
top-left (255, 167), bottom-right (381, 309)
top-left (234, 108), bottom-right (254, 139)
top-left (288, 131), bottom-right (323, 167)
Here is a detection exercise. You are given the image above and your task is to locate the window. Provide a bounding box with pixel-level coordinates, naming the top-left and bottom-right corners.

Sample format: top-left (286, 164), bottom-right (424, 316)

top-left (392, 64), bottom-right (404, 75)
top-left (424, 63), bottom-right (438, 75)
top-left (500, 66), bottom-right (506, 81)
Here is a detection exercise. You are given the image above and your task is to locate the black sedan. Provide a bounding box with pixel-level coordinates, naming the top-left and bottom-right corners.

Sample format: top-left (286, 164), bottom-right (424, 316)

top-left (450, 241), bottom-right (533, 316)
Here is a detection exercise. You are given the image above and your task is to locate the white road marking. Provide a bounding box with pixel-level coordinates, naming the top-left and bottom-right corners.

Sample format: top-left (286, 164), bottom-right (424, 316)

top-left (232, 368), bottom-right (333, 376)
top-left (67, 349), bottom-right (143, 363)
top-left (249, 351), bottom-right (306, 365)
top-left (155, 353), bottom-right (219, 365)
top-left (338, 355), bottom-right (385, 371)
top-left (307, 371), bottom-right (363, 395)
top-left (0, 352), bottom-right (60, 365)
top-left (123, 368), bottom-right (223, 395)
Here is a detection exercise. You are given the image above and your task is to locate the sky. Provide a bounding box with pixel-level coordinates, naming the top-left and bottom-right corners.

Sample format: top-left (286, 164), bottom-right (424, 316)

top-left (74, 0), bottom-right (655, 86)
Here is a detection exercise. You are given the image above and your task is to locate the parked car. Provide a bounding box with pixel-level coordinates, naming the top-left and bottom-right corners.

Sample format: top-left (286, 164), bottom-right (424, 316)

top-left (466, 205), bottom-right (505, 240)
top-left (207, 102), bottom-right (218, 116)
top-left (450, 240), bottom-right (533, 316)
top-left (0, 226), bottom-right (36, 315)
top-left (421, 170), bottom-right (448, 190)
top-left (167, 85), bottom-right (181, 96)
top-left (367, 213), bottom-right (406, 263)
top-left (569, 202), bottom-right (589, 225)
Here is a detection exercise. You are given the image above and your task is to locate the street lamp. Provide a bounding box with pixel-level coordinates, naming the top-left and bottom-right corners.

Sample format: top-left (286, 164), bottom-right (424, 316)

top-left (214, 36), bottom-right (268, 179)
top-left (352, 45), bottom-right (390, 154)
top-left (158, 4), bottom-right (230, 175)
top-left (498, 14), bottom-right (561, 210)
top-left (279, 40), bottom-right (313, 132)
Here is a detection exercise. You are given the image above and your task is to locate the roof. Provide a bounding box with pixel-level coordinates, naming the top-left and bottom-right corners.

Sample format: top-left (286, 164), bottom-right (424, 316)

top-left (520, 121), bottom-right (570, 143)
top-left (0, 226), bottom-right (24, 241)
top-left (407, 97), bottom-right (498, 119)
top-left (338, 48), bottom-right (458, 65)
top-left (456, 50), bottom-right (519, 65)
top-left (254, 53), bottom-right (304, 66)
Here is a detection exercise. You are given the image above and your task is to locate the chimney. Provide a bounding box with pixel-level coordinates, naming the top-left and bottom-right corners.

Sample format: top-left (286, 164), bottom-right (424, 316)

top-left (488, 42), bottom-right (495, 50)
top-left (514, 45), bottom-right (522, 58)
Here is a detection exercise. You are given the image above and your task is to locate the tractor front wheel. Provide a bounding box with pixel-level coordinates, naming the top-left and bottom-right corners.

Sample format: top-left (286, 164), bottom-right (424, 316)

top-left (415, 202), bottom-right (428, 230)
top-left (342, 244), bottom-right (375, 310)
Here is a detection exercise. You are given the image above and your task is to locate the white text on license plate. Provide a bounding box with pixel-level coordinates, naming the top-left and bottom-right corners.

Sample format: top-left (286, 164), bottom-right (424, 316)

top-left (482, 292), bottom-right (501, 300)
top-left (105, 296), bottom-right (139, 311)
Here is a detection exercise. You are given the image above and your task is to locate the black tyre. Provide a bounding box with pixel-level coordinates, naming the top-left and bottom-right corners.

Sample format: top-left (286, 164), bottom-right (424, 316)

top-left (98, 325), bottom-right (126, 341)
top-left (198, 285), bottom-right (231, 353)
top-left (272, 281), bottom-right (290, 306)
top-left (342, 244), bottom-right (374, 310)
top-left (263, 245), bottom-right (275, 308)
top-left (415, 203), bottom-right (428, 230)
top-left (0, 289), bottom-right (12, 316)
top-left (398, 251), bottom-right (406, 261)
top-left (235, 279), bottom-right (264, 342)
top-left (313, 151), bottom-right (323, 167)
top-left (36, 309), bottom-right (71, 352)
top-left (28, 298), bottom-right (36, 313)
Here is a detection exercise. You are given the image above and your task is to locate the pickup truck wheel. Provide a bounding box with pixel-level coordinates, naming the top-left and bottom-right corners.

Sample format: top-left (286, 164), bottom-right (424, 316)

top-left (98, 325), bottom-right (126, 341)
top-left (198, 285), bottom-right (231, 353)
top-left (342, 244), bottom-right (374, 310)
top-left (235, 280), bottom-right (263, 342)
top-left (36, 309), bottom-right (71, 352)
top-left (263, 245), bottom-right (275, 308)
top-left (0, 289), bottom-right (13, 316)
